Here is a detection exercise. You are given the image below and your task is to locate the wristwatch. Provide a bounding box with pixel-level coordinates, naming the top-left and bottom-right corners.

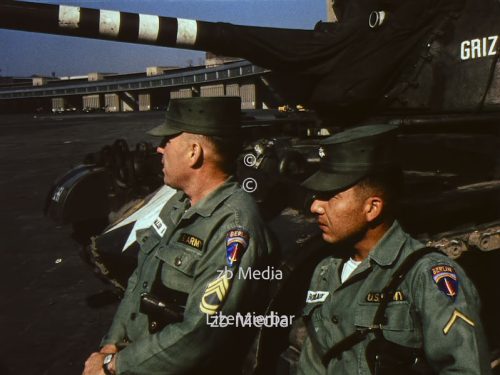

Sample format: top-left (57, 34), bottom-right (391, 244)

top-left (102, 353), bottom-right (115, 375)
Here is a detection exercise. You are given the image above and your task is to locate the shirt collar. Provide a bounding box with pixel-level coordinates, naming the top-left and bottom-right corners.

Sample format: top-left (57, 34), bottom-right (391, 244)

top-left (368, 221), bottom-right (408, 266)
top-left (174, 176), bottom-right (239, 219)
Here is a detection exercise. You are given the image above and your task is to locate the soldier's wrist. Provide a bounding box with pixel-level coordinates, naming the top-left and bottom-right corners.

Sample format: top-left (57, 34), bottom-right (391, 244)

top-left (100, 343), bottom-right (118, 354)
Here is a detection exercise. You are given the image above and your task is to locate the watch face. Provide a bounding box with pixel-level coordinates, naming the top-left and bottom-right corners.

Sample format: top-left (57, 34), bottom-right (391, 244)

top-left (104, 354), bottom-right (114, 365)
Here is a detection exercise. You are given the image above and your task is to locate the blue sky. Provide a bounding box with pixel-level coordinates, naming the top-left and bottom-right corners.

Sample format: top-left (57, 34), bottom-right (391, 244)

top-left (0, 0), bottom-right (327, 77)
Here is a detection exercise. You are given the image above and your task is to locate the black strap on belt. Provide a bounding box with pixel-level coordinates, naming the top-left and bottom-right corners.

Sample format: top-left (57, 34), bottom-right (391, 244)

top-left (320, 328), bottom-right (371, 366)
top-left (309, 246), bottom-right (441, 367)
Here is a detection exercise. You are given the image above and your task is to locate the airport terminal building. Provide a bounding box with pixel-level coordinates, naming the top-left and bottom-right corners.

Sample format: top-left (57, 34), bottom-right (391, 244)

top-left (0, 54), bottom-right (289, 114)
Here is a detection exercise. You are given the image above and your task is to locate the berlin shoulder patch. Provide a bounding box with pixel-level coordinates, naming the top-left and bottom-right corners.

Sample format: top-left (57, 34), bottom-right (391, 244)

top-left (431, 264), bottom-right (459, 301)
top-left (226, 228), bottom-right (250, 267)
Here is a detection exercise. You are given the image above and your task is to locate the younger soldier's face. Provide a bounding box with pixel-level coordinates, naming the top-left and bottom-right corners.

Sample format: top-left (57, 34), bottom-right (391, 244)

top-left (310, 185), bottom-right (368, 244)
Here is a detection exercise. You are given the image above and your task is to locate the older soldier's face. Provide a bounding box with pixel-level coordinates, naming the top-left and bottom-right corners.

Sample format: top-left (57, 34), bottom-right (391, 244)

top-left (157, 133), bottom-right (190, 189)
top-left (310, 185), bottom-right (368, 244)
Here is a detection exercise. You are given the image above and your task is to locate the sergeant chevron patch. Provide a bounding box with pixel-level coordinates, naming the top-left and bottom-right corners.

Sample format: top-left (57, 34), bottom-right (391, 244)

top-left (200, 272), bottom-right (231, 315)
top-left (226, 228), bottom-right (250, 267)
top-left (431, 264), bottom-right (459, 301)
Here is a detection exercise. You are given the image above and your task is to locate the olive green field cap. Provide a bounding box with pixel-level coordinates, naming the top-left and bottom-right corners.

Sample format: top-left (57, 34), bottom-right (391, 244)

top-left (148, 97), bottom-right (242, 137)
top-left (302, 124), bottom-right (400, 192)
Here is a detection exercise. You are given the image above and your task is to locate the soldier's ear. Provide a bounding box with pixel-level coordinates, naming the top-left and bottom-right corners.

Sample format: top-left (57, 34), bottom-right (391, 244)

top-left (364, 196), bottom-right (384, 222)
top-left (188, 140), bottom-right (204, 168)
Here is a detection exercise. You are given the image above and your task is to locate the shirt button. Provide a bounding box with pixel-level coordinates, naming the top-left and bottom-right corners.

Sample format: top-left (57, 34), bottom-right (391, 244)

top-left (331, 315), bottom-right (339, 324)
top-left (142, 281), bottom-right (148, 289)
top-left (150, 321), bottom-right (158, 331)
top-left (175, 257), bottom-right (183, 266)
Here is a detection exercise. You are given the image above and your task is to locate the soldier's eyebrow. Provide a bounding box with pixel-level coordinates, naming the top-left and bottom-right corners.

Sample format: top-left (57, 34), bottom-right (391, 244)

top-left (160, 134), bottom-right (181, 147)
top-left (330, 192), bottom-right (342, 201)
top-left (159, 136), bottom-right (170, 147)
top-left (313, 191), bottom-right (337, 201)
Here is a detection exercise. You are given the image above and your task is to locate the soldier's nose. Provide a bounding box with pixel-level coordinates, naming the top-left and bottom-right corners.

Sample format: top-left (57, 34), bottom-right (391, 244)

top-left (310, 200), bottom-right (325, 215)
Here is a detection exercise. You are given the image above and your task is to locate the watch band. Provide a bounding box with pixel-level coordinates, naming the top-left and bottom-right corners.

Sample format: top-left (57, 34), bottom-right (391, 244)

top-left (102, 353), bottom-right (115, 375)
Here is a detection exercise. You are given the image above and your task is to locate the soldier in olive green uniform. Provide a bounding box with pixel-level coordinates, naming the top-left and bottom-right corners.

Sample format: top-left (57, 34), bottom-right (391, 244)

top-left (297, 125), bottom-right (491, 374)
top-left (82, 97), bottom-right (276, 375)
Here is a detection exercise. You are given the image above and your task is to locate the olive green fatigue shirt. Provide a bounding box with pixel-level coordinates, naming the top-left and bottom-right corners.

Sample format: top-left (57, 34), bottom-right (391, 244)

top-left (101, 177), bottom-right (276, 374)
top-left (298, 221), bottom-right (491, 374)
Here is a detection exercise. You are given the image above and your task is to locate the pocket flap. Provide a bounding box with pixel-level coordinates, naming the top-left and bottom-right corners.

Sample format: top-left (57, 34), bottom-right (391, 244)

top-left (355, 302), bottom-right (413, 331)
top-left (138, 230), bottom-right (161, 254)
top-left (155, 245), bottom-right (199, 276)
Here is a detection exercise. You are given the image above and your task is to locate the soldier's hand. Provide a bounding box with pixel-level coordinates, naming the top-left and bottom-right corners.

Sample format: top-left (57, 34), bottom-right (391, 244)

top-left (82, 352), bottom-right (107, 375)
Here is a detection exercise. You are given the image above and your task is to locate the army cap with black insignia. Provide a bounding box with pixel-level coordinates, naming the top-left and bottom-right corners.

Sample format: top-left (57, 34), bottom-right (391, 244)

top-left (148, 97), bottom-right (242, 137)
top-left (302, 124), bottom-right (399, 192)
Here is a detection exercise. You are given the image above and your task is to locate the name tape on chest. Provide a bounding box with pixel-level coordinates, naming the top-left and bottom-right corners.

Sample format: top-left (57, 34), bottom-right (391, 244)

top-left (431, 264), bottom-right (459, 301)
top-left (177, 233), bottom-right (204, 250)
top-left (226, 228), bottom-right (250, 267)
top-left (153, 217), bottom-right (167, 237)
top-left (306, 291), bottom-right (330, 303)
top-left (365, 290), bottom-right (405, 303)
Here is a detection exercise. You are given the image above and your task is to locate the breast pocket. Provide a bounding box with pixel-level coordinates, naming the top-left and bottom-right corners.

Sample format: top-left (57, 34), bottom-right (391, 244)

top-left (155, 245), bottom-right (200, 294)
top-left (355, 301), bottom-right (418, 346)
top-left (355, 301), bottom-right (414, 331)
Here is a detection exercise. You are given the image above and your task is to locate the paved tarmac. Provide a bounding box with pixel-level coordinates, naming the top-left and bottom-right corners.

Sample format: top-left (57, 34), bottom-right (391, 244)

top-left (0, 112), bottom-right (162, 375)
